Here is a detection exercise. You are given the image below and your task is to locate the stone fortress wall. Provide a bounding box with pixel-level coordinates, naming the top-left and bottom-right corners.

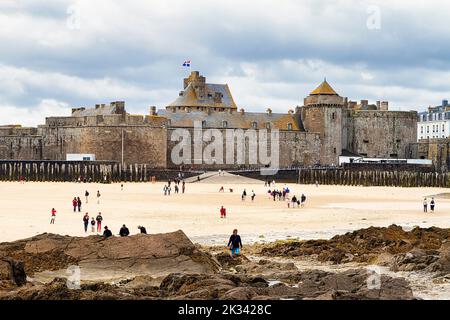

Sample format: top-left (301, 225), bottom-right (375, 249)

top-left (0, 71), bottom-right (421, 169)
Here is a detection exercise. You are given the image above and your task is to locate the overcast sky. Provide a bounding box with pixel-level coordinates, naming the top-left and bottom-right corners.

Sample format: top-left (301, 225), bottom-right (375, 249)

top-left (1, 0), bottom-right (450, 126)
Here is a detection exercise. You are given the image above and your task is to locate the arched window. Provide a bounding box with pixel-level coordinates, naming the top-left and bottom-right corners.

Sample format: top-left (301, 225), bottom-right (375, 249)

top-left (251, 122), bottom-right (257, 129)
top-left (222, 121), bottom-right (228, 128)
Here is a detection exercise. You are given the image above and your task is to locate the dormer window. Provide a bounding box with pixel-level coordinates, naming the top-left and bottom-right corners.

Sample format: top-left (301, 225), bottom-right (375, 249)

top-left (251, 122), bottom-right (257, 129)
top-left (265, 122), bottom-right (271, 130)
top-left (287, 123), bottom-right (293, 131)
top-left (222, 121), bottom-right (228, 128)
top-left (202, 120), bottom-right (207, 128)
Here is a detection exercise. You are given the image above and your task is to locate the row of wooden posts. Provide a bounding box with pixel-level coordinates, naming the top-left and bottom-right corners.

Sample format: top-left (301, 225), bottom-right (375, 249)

top-left (0, 161), bottom-right (173, 183)
top-left (1, 161), bottom-right (449, 187)
top-left (298, 169), bottom-right (450, 188)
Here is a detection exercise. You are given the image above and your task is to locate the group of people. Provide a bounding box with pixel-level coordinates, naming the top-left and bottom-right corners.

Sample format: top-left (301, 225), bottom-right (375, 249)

top-left (163, 179), bottom-right (186, 195)
top-left (241, 189), bottom-right (256, 202)
top-left (82, 212), bottom-right (104, 232)
top-left (72, 197), bottom-right (82, 212)
top-left (266, 186), bottom-right (307, 208)
top-left (102, 224), bottom-right (148, 238)
top-left (423, 197), bottom-right (436, 213)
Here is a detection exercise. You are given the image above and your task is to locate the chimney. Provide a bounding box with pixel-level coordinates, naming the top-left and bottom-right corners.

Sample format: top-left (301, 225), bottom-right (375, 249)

top-left (360, 100), bottom-right (368, 109)
top-left (95, 104), bottom-right (101, 109)
top-left (288, 109), bottom-right (294, 115)
top-left (150, 106), bottom-right (157, 115)
top-left (376, 101), bottom-right (381, 110)
top-left (380, 101), bottom-right (389, 111)
top-left (443, 100), bottom-right (448, 107)
top-left (267, 108), bottom-right (272, 115)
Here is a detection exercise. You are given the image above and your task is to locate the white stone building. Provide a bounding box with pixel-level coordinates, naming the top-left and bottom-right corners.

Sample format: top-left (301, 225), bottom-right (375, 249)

top-left (417, 100), bottom-right (450, 141)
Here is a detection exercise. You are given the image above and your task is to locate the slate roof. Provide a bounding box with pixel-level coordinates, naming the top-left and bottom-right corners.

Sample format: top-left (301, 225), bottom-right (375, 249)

top-left (167, 83), bottom-right (237, 110)
top-left (158, 110), bottom-right (301, 131)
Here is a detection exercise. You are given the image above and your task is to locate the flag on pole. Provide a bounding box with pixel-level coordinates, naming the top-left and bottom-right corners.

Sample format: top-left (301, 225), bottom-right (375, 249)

top-left (182, 60), bottom-right (191, 67)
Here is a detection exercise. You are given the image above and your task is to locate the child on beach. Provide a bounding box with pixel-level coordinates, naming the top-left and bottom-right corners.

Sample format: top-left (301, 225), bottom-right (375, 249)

top-left (220, 206), bottom-right (227, 218)
top-left (97, 191), bottom-right (101, 204)
top-left (90, 217), bottom-right (96, 233)
top-left (85, 190), bottom-right (89, 203)
top-left (50, 208), bottom-right (56, 224)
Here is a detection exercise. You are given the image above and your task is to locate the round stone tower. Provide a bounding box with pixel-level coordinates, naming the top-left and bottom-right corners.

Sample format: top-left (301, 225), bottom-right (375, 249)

top-left (300, 80), bottom-right (344, 166)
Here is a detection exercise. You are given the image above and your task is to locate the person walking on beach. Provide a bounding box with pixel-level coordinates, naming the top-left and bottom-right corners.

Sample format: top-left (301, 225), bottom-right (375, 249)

top-left (163, 185), bottom-right (168, 196)
top-left (174, 185), bottom-right (179, 194)
top-left (83, 213), bottom-right (89, 233)
top-left (85, 190), bottom-right (89, 203)
top-left (90, 217), bottom-right (96, 233)
top-left (251, 191), bottom-right (256, 202)
top-left (103, 226), bottom-right (112, 238)
top-left (50, 208), bottom-right (56, 224)
top-left (96, 212), bottom-right (103, 232)
top-left (119, 224), bottom-right (130, 237)
top-left (423, 198), bottom-right (428, 213)
top-left (430, 197), bottom-right (436, 213)
top-left (121, 184), bottom-right (124, 191)
top-left (301, 194), bottom-right (306, 208)
top-left (77, 197), bottom-right (82, 212)
top-left (242, 189), bottom-right (247, 201)
top-left (291, 195), bottom-right (298, 208)
top-left (138, 226), bottom-right (147, 234)
top-left (227, 229), bottom-right (243, 258)
top-left (182, 180), bottom-right (185, 194)
top-left (72, 197), bottom-right (78, 212)
top-left (97, 191), bottom-right (101, 204)
top-left (220, 206), bottom-right (227, 219)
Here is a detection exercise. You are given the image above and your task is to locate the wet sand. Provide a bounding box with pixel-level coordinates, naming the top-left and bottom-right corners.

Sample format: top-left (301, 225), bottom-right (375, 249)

top-left (1, 175), bottom-right (449, 244)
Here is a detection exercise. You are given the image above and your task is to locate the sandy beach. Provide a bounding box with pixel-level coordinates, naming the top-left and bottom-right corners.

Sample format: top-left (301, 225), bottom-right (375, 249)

top-left (1, 173), bottom-right (449, 245)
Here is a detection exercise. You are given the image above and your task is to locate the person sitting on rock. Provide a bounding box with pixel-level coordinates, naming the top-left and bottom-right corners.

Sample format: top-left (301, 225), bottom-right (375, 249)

top-left (227, 229), bottom-right (243, 258)
top-left (103, 226), bottom-right (112, 238)
top-left (119, 224), bottom-right (130, 237)
top-left (138, 225), bottom-right (147, 234)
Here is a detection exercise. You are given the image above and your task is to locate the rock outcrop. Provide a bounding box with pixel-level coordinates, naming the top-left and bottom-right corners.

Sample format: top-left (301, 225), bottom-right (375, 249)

top-left (260, 225), bottom-right (450, 265)
top-left (0, 268), bottom-right (414, 300)
top-left (0, 258), bottom-right (27, 289)
top-left (0, 231), bottom-right (220, 281)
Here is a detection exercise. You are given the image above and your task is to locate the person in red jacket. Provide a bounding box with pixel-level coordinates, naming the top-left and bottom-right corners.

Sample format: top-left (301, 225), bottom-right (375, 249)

top-left (72, 197), bottom-right (78, 212)
top-left (96, 213), bottom-right (103, 233)
top-left (50, 208), bottom-right (56, 224)
top-left (220, 206), bottom-right (226, 219)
